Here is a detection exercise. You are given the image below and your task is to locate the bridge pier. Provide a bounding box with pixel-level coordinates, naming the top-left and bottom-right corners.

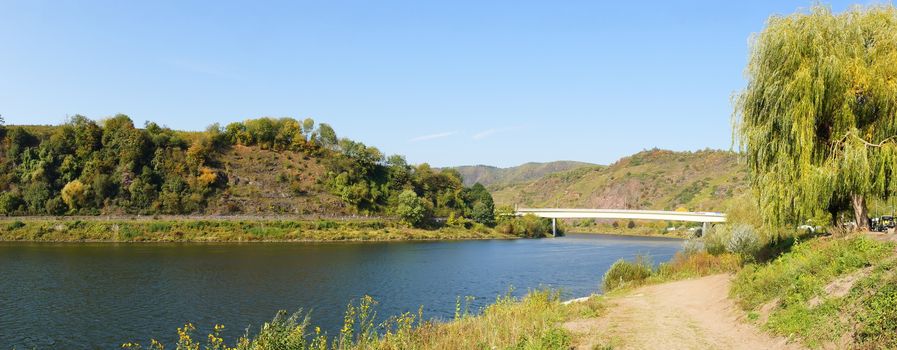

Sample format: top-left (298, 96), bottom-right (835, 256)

top-left (702, 222), bottom-right (711, 237)
top-left (552, 218), bottom-right (557, 237)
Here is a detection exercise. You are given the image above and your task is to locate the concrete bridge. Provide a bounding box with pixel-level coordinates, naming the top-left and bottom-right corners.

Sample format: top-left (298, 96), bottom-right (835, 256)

top-left (514, 208), bottom-right (727, 236)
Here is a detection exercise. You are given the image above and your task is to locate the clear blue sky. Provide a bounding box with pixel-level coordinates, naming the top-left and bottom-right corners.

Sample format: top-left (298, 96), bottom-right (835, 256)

top-left (0, 1), bottom-right (868, 167)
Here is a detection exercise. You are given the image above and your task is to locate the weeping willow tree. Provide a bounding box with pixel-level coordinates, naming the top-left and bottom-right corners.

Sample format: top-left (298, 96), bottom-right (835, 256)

top-left (735, 5), bottom-right (897, 232)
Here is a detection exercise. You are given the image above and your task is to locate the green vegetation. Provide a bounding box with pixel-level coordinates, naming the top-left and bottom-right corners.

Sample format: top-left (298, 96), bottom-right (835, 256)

top-left (123, 290), bottom-right (607, 350)
top-left (452, 161), bottom-right (596, 187)
top-left (735, 4), bottom-right (897, 232)
top-left (601, 251), bottom-right (742, 293)
top-left (732, 236), bottom-right (897, 348)
top-left (711, 5), bottom-right (897, 348)
top-left (491, 149), bottom-right (747, 213)
top-left (0, 115), bottom-right (495, 231)
top-left (0, 218), bottom-right (510, 242)
top-left (564, 218), bottom-right (698, 238)
top-left (494, 213), bottom-right (559, 238)
top-left (602, 256), bottom-right (654, 292)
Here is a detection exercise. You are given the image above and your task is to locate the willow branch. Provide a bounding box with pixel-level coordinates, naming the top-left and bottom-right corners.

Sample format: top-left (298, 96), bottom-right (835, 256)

top-left (850, 133), bottom-right (897, 148)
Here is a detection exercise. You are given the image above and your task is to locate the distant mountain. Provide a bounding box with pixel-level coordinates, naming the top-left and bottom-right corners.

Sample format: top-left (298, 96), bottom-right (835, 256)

top-left (490, 149), bottom-right (748, 212)
top-left (452, 161), bottom-right (597, 187)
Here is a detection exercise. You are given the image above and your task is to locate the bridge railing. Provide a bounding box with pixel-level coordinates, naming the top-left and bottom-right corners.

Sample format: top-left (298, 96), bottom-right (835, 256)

top-left (514, 208), bottom-right (726, 223)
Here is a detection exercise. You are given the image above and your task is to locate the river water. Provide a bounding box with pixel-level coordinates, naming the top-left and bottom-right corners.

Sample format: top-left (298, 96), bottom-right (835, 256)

top-left (0, 233), bottom-right (683, 349)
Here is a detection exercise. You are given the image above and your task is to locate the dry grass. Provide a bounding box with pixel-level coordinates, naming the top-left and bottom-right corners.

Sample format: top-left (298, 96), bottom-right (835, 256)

top-left (206, 145), bottom-right (349, 216)
top-left (124, 290), bottom-right (608, 350)
top-left (0, 218), bottom-right (511, 242)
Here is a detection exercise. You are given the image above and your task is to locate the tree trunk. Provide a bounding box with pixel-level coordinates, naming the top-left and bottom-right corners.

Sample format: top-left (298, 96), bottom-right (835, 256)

top-left (852, 193), bottom-right (869, 231)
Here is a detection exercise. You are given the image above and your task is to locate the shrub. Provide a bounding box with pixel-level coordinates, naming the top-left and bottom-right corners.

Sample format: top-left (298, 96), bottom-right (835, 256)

top-left (148, 222), bottom-right (173, 233)
top-left (682, 237), bottom-right (704, 256)
top-left (704, 224), bottom-right (731, 255)
top-left (0, 192), bottom-right (23, 215)
top-left (496, 214), bottom-right (553, 238)
top-left (44, 197), bottom-right (67, 215)
top-left (602, 255), bottom-right (654, 292)
top-left (6, 220), bottom-right (25, 230)
top-left (315, 220), bottom-right (338, 230)
top-left (61, 180), bottom-right (90, 210)
top-left (726, 224), bottom-right (761, 259)
top-left (396, 190), bottom-right (428, 227)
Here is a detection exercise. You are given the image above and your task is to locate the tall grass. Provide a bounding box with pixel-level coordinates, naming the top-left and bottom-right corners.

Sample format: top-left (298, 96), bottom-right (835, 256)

top-left (602, 251), bottom-right (741, 292)
top-left (123, 290), bottom-right (605, 350)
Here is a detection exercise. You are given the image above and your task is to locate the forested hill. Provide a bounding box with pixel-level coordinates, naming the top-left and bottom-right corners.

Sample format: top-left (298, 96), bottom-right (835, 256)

top-left (0, 115), bottom-right (495, 226)
top-left (490, 149), bottom-right (748, 212)
top-left (451, 161), bottom-right (596, 187)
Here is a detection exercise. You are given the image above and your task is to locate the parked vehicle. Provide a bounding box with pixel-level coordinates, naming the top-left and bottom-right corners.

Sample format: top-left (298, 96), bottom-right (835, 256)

top-left (870, 215), bottom-right (896, 232)
top-left (797, 220), bottom-right (823, 234)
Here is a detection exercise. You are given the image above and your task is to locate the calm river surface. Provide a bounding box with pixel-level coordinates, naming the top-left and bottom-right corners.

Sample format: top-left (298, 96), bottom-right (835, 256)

top-left (0, 233), bottom-right (682, 349)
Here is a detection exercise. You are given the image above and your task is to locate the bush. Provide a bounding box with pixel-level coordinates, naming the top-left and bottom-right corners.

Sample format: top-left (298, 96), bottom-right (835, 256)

top-left (45, 197), bottom-right (67, 215)
top-left (682, 237), bottom-right (704, 256)
top-left (726, 224), bottom-right (761, 259)
top-left (0, 192), bottom-right (23, 215)
top-left (6, 220), bottom-right (25, 230)
top-left (496, 214), bottom-right (553, 238)
top-left (704, 224), bottom-right (731, 255)
top-left (602, 255), bottom-right (654, 292)
top-left (61, 180), bottom-right (90, 210)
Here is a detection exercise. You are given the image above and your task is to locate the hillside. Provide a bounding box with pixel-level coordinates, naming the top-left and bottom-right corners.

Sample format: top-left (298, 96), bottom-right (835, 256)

top-left (0, 116), bottom-right (493, 225)
top-left (491, 149), bottom-right (748, 212)
top-left (452, 161), bottom-right (596, 187)
top-left (204, 145), bottom-right (349, 216)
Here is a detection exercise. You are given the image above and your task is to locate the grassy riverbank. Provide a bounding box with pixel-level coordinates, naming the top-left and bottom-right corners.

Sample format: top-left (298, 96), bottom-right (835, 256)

top-left (124, 290), bottom-right (608, 350)
top-left (0, 217), bottom-right (512, 242)
top-left (601, 231), bottom-right (897, 348)
top-left (732, 235), bottom-right (897, 348)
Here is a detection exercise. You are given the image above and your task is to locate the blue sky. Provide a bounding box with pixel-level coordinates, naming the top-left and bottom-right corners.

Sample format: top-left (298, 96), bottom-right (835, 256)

top-left (0, 1), bottom-right (869, 167)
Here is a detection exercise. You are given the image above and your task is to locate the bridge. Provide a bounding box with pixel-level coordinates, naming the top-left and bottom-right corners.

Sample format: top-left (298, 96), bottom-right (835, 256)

top-left (514, 208), bottom-right (727, 236)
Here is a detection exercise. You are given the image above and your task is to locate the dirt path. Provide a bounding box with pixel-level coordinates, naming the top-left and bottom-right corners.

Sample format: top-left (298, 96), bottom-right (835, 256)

top-left (564, 274), bottom-right (804, 350)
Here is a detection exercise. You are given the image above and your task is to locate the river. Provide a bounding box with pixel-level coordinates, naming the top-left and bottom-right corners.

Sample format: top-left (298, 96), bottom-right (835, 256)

top-left (0, 233), bottom-right (683, 349)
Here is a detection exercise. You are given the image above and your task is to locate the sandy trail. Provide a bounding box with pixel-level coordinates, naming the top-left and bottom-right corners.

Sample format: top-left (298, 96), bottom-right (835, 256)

top-left (564, 274), bottom-right (804, 350)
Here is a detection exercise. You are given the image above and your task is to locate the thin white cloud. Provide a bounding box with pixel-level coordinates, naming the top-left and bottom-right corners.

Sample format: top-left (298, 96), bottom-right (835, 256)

top-left (409, 131), bottom-right (457, 142)
top-left (473, 126), bottom-right (523, 140)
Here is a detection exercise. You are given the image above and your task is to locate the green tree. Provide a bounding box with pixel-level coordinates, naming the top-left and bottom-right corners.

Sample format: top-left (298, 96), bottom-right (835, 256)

top-left (386, 154), bottom-right (411, 190)
top-left (302, 118), bottom-right (315, 135)
top-left (45, 197), bottom-right (67, 215)
top-left (70, 115), bottom-right (102, 160)
top-left (22, 182), bottom-right (51, 213)
top-left (735, 5), bottom-right (897, 232)
top-left (396, 189), bottom-right (428, 227)
top-left (0, 192), bottom-right (23, 215)
top-left (318, 123), bottom-right (338, 149)
top-left (465, 183), bottom-right (495, 225)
